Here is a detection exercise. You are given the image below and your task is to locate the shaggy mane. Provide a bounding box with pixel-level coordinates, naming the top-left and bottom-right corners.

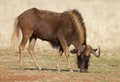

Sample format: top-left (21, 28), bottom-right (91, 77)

top-left (69, 9), bottom-right (86, 45)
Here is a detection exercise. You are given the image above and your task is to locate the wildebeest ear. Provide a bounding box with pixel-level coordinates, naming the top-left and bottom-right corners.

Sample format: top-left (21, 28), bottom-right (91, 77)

top-left (70, 49), bottom-right (78, 54)
top-left (93, 49), bottom-right (97, 52)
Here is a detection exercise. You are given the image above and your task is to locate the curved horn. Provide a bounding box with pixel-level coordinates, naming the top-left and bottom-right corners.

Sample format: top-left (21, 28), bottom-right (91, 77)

top-left (92, 46), bottom-right (100, 57)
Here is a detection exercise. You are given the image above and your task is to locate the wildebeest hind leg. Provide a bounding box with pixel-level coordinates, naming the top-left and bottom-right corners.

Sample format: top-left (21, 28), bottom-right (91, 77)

top-left (28, 37), bottom-right (41, 70)
top-left (19, 36), bottom-right (31, 70)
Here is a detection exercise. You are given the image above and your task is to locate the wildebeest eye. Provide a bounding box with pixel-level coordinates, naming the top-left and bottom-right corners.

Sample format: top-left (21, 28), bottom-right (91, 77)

top-left (93, 49), bottom-right (97, 52)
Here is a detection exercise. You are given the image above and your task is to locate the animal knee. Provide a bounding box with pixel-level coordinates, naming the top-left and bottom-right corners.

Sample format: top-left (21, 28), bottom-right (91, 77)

top-left (65, 51), bottom-right (70, 57)
top-left (19, 46), bottom-right (24, 51)
top-left (19, 46), bottom-right (24, 54)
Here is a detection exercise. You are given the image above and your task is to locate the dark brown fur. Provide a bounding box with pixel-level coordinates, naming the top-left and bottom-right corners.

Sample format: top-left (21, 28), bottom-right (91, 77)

top-left (12, 8), bottom-right (87, 71)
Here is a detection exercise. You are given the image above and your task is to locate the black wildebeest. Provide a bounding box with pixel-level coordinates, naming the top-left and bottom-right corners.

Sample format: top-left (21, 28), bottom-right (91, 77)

top-left (12, 8), bottom-right (100, 72)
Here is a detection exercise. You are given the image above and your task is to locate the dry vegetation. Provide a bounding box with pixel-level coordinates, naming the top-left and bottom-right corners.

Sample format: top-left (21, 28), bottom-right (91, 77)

top-left (0, 50), bottom-right (120, 82)
top-left (0, 0), bottom-right (120, 50)
top-left (0, 0), bottom-right (120, 82)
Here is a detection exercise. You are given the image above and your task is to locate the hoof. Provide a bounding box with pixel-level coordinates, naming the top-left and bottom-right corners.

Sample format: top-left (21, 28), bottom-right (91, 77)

top-left (20, 67), bottom-right (24, 70)
top-left (56, 65), bottom-right (61, 72)
top-left (19, 66), bottom-right (24, 70)
top-left (70, 70), bottom-right (74, 72)
top-left (36, 67), bottom-right (42, 71)
top-left (80, 69), bottom-right (88, 73)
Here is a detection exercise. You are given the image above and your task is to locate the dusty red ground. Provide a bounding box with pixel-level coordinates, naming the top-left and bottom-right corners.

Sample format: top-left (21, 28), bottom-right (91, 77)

top-left (0, 68), bottom-right (120, 82)
top-left (0, 68), bottom-right (55, 81)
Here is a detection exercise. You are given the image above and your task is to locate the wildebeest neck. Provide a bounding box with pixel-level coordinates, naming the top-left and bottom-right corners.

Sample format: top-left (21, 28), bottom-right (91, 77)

top-left (69, 9), bottom-right (87, 46)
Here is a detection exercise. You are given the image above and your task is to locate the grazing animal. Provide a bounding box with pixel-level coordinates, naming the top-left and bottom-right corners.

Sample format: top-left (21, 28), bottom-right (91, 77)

top-left (70, 45), bottom-right (100, 72)
top-left (12, 8), bottom-right (100, 72)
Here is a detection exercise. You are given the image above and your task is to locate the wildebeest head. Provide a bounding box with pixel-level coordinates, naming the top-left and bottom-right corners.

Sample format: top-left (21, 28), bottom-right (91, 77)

top-left (70, 45), bottom-right (100, 72)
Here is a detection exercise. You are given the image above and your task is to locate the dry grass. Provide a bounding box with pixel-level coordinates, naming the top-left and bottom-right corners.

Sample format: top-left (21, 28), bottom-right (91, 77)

top-left (0, 49), bottom-right (120, 82)
top-left (0, 0), bottom-right (120, 50)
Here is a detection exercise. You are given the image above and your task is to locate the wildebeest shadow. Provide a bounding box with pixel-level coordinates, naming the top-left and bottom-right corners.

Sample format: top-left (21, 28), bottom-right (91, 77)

top-left (12, 67), bottom-right (79, 72)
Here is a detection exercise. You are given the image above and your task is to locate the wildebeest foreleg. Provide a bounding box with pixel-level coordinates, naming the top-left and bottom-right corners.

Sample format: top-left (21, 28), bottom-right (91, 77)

top-left (28, 37), bottom-right (41, 70)
top-left (58, 36), bottom-right (73, 72)
top-left (56, 48), bottom-right (63, 71)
